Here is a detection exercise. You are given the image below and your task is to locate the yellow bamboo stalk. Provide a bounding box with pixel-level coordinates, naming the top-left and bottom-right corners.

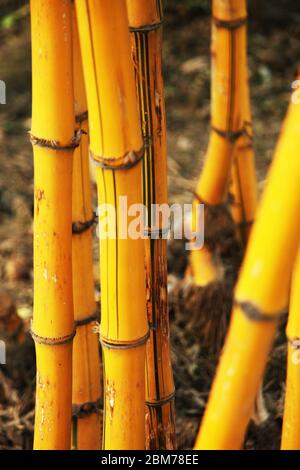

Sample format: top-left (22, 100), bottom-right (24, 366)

top-left (30, 0), bottom-right (75, 449)
top-left (71, 11), bottom-right (102, 450)
top-left (127, 0), bottom-right (176, 450)
top-left (194, 92), bottom-right (300, 450)
top-left (191, 0), bottom-right (246, 286)
top-left (75, 0), bottom-right (148, 449)
top-left (281, 248), bottom-right (300, 449)
top-left (229, 2), bottom-right (257, 244)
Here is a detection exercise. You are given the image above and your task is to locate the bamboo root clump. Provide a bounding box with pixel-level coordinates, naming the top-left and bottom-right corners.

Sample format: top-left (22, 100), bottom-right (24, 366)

top-left (127, 0), bottom-right (176, 450)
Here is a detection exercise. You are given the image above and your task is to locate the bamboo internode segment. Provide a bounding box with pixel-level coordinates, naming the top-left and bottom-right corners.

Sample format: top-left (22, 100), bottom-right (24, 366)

top-left (29, 131), bottom-right (82, 151)
top-left (75, 0), bottom-right (148, 449)
top-left (127, 0), bottom-right (176, 450)
top-left (194, 95), bottom-right (300, 450)
top-left (71, 12), bottom-right (102, 450)
top-left (72, 212), bottom-right (97, 235)
top-left (281, 249), bottom-right (300, 449)
top-left (212, 17), bottom-right (247, 29)
top-left (30, 0), bottom-right (75, 450)
top-left (191, 0), bottom-right (247, 286)
top-left (127, 0), bottom-right (163, 29)
top-left (90, 147), bottom-right (144, 171)
top-left (75, 0), bottom-right (142, 161)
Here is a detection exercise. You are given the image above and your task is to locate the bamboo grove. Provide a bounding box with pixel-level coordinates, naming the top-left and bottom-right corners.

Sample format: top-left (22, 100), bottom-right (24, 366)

top-left (26, 0), bottom-right (300, 450)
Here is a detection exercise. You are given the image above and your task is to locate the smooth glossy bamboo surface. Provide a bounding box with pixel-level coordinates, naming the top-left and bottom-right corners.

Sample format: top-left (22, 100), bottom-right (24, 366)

top-left (75, 0), bottom-right (148, 449)
top-left (281, 248), bottom-right (300, 449)
top-left (31, 0), bottom-right (75, 449)
top-left (71, 12), bottom-right (102, 450)
top-left (195, 95), bottom-right (300, 450)
top-left (127, 0), bottom-right (176, 450)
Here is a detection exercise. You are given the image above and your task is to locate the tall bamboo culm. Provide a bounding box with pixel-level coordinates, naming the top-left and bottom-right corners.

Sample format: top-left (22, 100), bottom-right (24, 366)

top-left (191, 0), bottom-right (246, 286)
top-left (281, 248), bottom-right (300, 449)
top-left (127, 0), bottom-right (176, 450)
top-left (75, 0), bottom-right (148, 449)
top-left (229, 1), bottom-right (257, 245)
top-left (71, 11), bottom-right (102, 450)
top-left (194, 93), bottom-right (300, 450)
top-left (30, 0), bottom-right (75, 449)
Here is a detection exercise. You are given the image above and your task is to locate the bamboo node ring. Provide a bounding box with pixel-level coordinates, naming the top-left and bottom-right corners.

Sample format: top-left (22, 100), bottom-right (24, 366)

top-left (193, 191), bottom-right (232, 210)
top-left (146, 391), bottom-right (176, 408)
top-left (237, 219), bottom-right (254, 229)
top-left (74, 310), bottom-right (99, 327)
top-left (75, 110), bottom-right (88, 124)
top-left (29, 128), bottom-right (87, 151)
top-left (30, 328), bottom-right (76, 346)
top-left (143, 224), bottom-right (170, 238)
top-left (211, 126), bottom-right (245, 143)
top-left (129, 20), bottom-right (164, 33)
top-left (235, 300), bottom-right (287, 322)
top-left (100, 330), bottom-right (150, 349)
top-left (90, 146), bottom-right (144, 170)
top-left (72, 397), bottom-right (103, 418)
top-left (213, 17), bottom-right (247, 30)
top-left (72, 212), bottom-right (98, 235)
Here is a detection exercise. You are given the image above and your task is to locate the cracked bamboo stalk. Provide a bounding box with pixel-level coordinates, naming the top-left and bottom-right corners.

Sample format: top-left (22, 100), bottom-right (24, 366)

top-left (75, 0), bottom-right (148, 449)
top-left (71, 11), bottom-right (102, 450)
top-left (194, 91), bottom-right (300, 450)
top-left (191, 0), bottom-right (246, 286)
top-left (30, 0), bottom-right (75, 449)
top-left (281, 248), bottom-right (300, 449)
top-left (127, 0), bottom-right (176, 450)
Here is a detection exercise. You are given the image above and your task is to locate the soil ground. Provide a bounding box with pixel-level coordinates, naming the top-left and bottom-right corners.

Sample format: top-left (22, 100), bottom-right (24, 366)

top-left (0, 0), bottom-right (299, 450)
